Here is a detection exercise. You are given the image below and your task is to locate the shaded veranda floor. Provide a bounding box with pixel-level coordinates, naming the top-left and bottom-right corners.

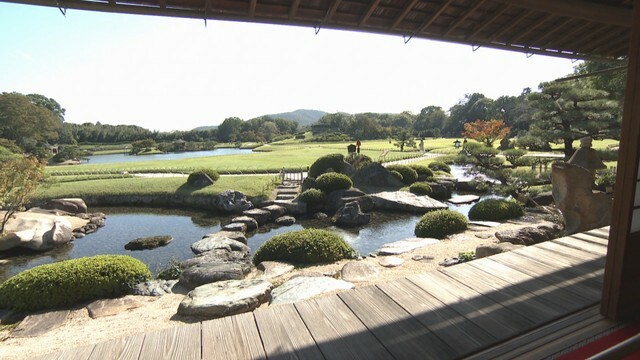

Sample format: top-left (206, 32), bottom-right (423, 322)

top-left (35, 227), bottom-right (618, 360)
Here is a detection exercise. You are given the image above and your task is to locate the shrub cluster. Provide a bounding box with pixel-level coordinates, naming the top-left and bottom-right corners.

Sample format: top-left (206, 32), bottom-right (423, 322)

top-left (428, 161), bottom-right (451, 173)
top-left (299, 188), bottom-right (327, 205)
top-left (468, 198), bottom-right (524, 221)
top-left (315, 172), bottom-right (352, 193)
top-left (252, 229), bottom-right (357, 265)
top-left (187, 168), bottom-right (220, 186)
top-left (0, 255), bottom-right (151, 311)
top-left (409, 182), bottom-right (432, 196)
top-left (414, 210), bottom-right (468, 239)
top-left (386, 165), bottom-right (418, 185)
top-left (309, 153), bottom-right (345, 178)
top-left (389, 170), bottom-right (403, 182)
top-left (408, 164), bottom-right (435, 180)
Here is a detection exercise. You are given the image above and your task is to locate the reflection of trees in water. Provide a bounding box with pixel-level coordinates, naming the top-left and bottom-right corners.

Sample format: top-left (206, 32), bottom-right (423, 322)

top-left (190, 215), bottom-right (222, 228)
top-left (0, 242), bottom-right (75, 282)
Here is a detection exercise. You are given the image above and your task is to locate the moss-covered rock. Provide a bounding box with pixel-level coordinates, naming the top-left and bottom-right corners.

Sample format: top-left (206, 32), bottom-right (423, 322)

top-left (428, 161), bottom-right (451, 173)
top-left (386, 165), bottom-right (418, 185)
top-left (187, 168), bottom-right (220, 187)
top-left (315, 172), bottom-right (353, 193)
top-left (0, 255), bottom-right (151, 311)
top-left (309, 153), bottom-right (345, 178)
top-left (124, 235), bottom-right (173, 250)
top-left (252, 229), bottom-right (357, 265)
top-left (415, 210), bottom-right (468, 239)
top-left (408, 164), bottom-right (434, 180)
top-left (298, 188), bottom-right (326, 206)
top-left (409, 182), bottom-right (433, 196)
top-left (468, 198), bottom-right (524, 221)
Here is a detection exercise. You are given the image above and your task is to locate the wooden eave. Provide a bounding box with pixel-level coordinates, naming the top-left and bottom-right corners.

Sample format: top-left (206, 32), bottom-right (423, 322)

top-left (1, 0), bottom-right (632, 61)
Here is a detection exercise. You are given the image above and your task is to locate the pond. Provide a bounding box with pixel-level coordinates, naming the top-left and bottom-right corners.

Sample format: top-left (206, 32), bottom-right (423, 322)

top-left (82, 148), bottom-right (252, 165)
top-left (0, 198), bottom-right (484, 282)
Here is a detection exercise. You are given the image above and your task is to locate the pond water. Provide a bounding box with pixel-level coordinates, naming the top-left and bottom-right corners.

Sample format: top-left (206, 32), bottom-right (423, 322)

top-left (83, 148), bottom-right (252, 165)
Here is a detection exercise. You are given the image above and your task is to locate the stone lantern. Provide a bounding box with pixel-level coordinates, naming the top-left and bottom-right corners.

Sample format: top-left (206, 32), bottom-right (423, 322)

top-left (567, 136), bottom-right (606, 176)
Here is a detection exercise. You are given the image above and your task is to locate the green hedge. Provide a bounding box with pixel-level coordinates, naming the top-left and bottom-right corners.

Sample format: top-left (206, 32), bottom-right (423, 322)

top-left (428, 161), bottom-right (451, 173)
top-left (299, 188), bottom-right (326, 205)
top-left (386, 165), bottom-right (418, 185)
top-left (252, 229), bottom-right (357, 265)
top-left (315, 172), bottom-right (353, 193)
top-left (0, 255), bottom-right (151, 311)
top-left (309, 153), bottom-right (345, 178)
top-left (408, 164), bottom-right (434, 179)
top-left (187, 168), bottom-right (220, 186)
top-left (409, 182), bottom-right (432, 196)
top-left (468, 198), bottom-right (524, 221)
top-left (415, 210), bottom-right (468, 239)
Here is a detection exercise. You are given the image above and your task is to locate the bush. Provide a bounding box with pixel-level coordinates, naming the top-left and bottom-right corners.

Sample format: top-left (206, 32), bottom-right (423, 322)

top-left (315, 172), bottom-right (352, 193)
top-left (187, 168), bottom-right (220, 186)
top-left (390, 170), bottom-right (403, 182)
top-left (346, 153), bottom-right (372, 170)
top-left (0, 255), bottom-right (150, 311)
top-left (309, 153), bottom-right (345, 178)
top-left (386, 165), bottom-right (418, 185)
top-left (409, 164), bottom-right (435, 179)
top-left (428, 161), bottom-right (451, 173)
top-left (299, 188), bottom-right (326, 205)
top-left (409, 182), bottom-right (432, 196)
top-left (415, 210), bottom-right (468, 239)
top-left (252, 229), bottom-right (357, 265)
top-left (468, 198), bottom-right (524, 221)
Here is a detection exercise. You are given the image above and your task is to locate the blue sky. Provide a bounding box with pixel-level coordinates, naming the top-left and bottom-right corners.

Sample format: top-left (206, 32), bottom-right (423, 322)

top-left (1, 2), bottom-right (578, 131)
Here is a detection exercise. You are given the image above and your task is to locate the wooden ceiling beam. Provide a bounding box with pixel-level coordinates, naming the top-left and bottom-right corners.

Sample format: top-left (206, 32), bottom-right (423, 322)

top-left (289, 0), bottom-right (300, 19)
top-left (414, 0), bottom-right (454, 35)
top-left (493, 0), bottom-right (631, 27)
top-left (570, 25), bottom-right (617, 51)
top-left (443, 0), bottom-right (486, 36)
top-left (466, 4), bottom-right (510, 39)
top-left (508, 13), bottom-right (554, 45)
top-left (390, 0), bottom-right (419, 30)
top-left (533, 17), bottom-right (573, 46)
top-left (487, 9), bottom-right (534, 43)
top-left (599, 37), bottom-right (631, 58)
top-left (159, 0), bottom-right (166, 9)
top-left (582, 28), bottom-right (629, 54)
top-left (249, 0), bottom-right (256, 17)
top-left (542, 20), bottom-right (593, 50)
top-left (323, 0), bottom-right (342, 22)
top-left (359, 0), bottom-right (380, 25)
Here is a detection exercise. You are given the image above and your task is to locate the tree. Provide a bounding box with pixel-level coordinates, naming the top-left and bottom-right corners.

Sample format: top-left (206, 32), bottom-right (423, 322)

top-left (27, 94), bottom-right (66, 122)
top-left (443, 93), bottom-right (494, 137)
top-left (130, 138), bottom-right (156, 154)
top-left (0, 157), bottom-right (45, 233)
top-left (414, 106), bottom-right (447, 137)
top-left (462, 119), bottom-right (511, 147)
top-left (0, 92), bottom-right (62, 147)
top-left (528, 81), bottom-right (620, 158)
top-left (393, 129), bottom-right (415, 152)
top-left (216, 117), bottom-right (244, 142)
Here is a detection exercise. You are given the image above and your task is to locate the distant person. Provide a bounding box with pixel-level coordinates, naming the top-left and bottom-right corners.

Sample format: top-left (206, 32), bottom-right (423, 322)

top-left (356, 139), bottom-right (361, 154)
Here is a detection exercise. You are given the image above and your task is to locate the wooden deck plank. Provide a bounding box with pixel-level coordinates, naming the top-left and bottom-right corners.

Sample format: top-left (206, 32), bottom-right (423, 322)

top-left (491, 252), bottom-right (602, 301)
top-left (584, 226), bottom-right (611, 240)
top-left (138, 323), bottom-right (201, 360)
top-left (88, 333), bottom-right (145, 360)
top-left (339, 285), bottom-right (454, 360)
top-left (376, 277), bottom-right (496, 357)
top-left (568, 232), bottom-right (610, 246)
top-left (512, 244), bottom-right (605, 282)
top-left (407, 271), bottom-right (530, 337)
top-left (294, 295), bottom-right (393, 360)
top-left (468, 258), bottom-right (593, 311)
top-left (202, 312), bottom-right (266, 360)
top-left (253, 303), bottom-right (324, 360)
top-left (552, 236), bottom-right (608, 255)
top-left (440, 263), bottom-right (563, 323)
top-left (535, 241), bottom-right (605, 263)
top-left (49, 345), bottom-right (95, 360)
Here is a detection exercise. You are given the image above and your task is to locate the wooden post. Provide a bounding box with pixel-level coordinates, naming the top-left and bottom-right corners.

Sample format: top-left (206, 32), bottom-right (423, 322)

top-left (601, 0), bottom-right (640, 320)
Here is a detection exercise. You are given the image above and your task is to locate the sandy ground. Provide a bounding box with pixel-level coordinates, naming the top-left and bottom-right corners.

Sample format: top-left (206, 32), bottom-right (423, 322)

top-left (0, 214), bottom-right (553, 360)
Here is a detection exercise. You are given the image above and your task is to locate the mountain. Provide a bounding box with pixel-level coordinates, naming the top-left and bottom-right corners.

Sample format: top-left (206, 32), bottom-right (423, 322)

top-left (266, 109), bottom-right (327, 126)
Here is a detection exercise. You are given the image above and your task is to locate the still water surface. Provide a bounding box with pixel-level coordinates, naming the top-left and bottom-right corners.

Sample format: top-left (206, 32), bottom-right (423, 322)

top-left (83, 148), bottom-right (252, 165)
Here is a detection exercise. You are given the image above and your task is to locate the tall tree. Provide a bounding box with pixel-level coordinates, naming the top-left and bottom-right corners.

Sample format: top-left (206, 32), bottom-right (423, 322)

top-left (0, 157), bottom-right (45, 233)
top-left (392, 129), bottom-right (415, 152)
top-left (414, 106), bottom-right (447, 137)
top-left (216, 117), bottom-right (244, 142)
top-left (463, 119), bottom-right (511, 147)
top-left (0, 92), bottom-right (62, 147)
top-left (443, 93), bottom-right (494, 137)
top-left (528, 81), bottom-right (619, 158)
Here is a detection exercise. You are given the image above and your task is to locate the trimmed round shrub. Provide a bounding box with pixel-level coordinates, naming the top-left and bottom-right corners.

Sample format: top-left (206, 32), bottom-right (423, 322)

top-left (309, 153), bottom-right (345, 178)
top-left (386, 165), bottom-right (418, 184)
top-left (428, 161), bottom-right (451, 173)
top-left (299, 188), bottom-right (326, 205)
top-left (0, 255), bottom-right (151, 311)
top-left (415, 210), bottom-right (468, 239)
top-left (390, 170), bottom-right (403, 182)
top-left (187, 168), bottom-right (220, 186)
top-left (409, 164), bottom-right (434, 179)
top-left (252, 229), bottom-right (357, 265)
top-left (315, 172), bottom-right (352, 193)
top-left (409, 182), bottom-right (432, 196)
top-left (468, 198), bottom-right (524, 221)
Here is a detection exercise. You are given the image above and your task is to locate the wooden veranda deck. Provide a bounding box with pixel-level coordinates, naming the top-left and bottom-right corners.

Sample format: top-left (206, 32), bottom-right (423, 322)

top-left (36, 227), bottom-right (621, 360)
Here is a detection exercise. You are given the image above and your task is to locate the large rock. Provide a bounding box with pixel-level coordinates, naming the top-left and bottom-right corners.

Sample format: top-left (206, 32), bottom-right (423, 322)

top-left (340, 261), bottom-right (379, 283)
top-left (426, 182), bottom-right (451, 200)
top-left (270, 276), bottom-right (355, 304)
top-left (264, 199), bottom-right (307, 216)
top-left (11, 310), bottom-right (70, 338)
top-left (86, 297), bottom-right (143, 319)
top-left (230, 216), bottom-right (259, 231)
top-left (351, 163), bottom-right (404, 188)
top-left (378, 256), bottom-right (405, 267)
top-left (261, 205), bottom-right (287, 221)
top-left (242, 209), bottom-right (272, 225)
top-left (333, 201), bottom-right (371, 227)
top-left (201, 230), bottom-right (247, 244)
top-left (370, 191), bottom-right (448, 213)
top-left (192, 232), bottom-right (249, 254)
top-left (257, 261), bottom-right (295, 279)
top-left (212, 190), bottom-right (253, 213)
top-left (325, 188), bottom-right (368, 212)
top-left (41, 198), bottom-right (88, 214)
top-left (378, 237), bottom-right (440, 255)
top-left (475, 243), bottom-right (525, 259)
top-left (124, 235), bottom-right (172, 250)
top-left (222, 223), bottom-right (247, 233)
top-left (182, 249), bottom-right (249, 268)
top-left (552, 162), bottom-right (613, 234)
top-left (131, 279), bottom-right (178, 296)
top-left (274, 216), bottom-right (296, 226)
top-left (0, 216), bottom-right (74, 252)
top-left (178, 279), bottom-right (273, 318)
top-left (179, 262), bottom-right (250, 290)
top-left (495, 221), bottom-right (563, 246)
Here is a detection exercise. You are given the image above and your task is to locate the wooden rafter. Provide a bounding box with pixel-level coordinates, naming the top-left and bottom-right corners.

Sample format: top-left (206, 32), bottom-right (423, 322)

top-left (359, 0), bottom-right (380, 26)
top-left (570, 25), bottom-right (617, 52)
top-left (493, 0), bottom-right (631, 27)
top-left (600, 37), bottom-right (631, 57)
top-left (323, 0), bottom-right (342, 22)
top-left (249, 0), bottom-right (256, 17)
top-left (414, 0), bottom-right (454, 35)
top-left (288, 0), bottom-right (300, 19)
top-left (159, 0), bottom-right (166, 9)
top-left (534, 17), bottom-right (574, 46)
top-left (542, 20), bottom-right (593, 50)
top-left (508, 13), bottom-right (555, 45)
top-left (581, 27), bottom-right (629, 53)
top-left (466, 4), bottom-right (510, 39)
top-left (443, 0), bottom-right (485, 36)
top-left (487, 9), bottom-right (534, 43)
top-left (390, 0), bottom-right (419, 30)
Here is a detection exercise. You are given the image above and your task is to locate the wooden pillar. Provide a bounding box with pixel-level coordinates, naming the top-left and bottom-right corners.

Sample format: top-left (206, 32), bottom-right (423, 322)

top-left (601, 0), bottom-right (640, 320)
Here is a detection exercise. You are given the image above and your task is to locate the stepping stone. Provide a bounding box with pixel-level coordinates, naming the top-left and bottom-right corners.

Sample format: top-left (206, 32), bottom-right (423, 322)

top-left (340, 261), bottom-right (379, 283)
top-left (276, 194), bottom-right (296, 200)
top-left (378, 237), bottom-right (439, 255)
top-left (191, 236), bottom-right (249, 255)
top-left (242, 209), bottom-right (272, 225)
top-left (257, 261), bottom-right (295, 279)
top-left (448, 195), bottom-right (480, 204)
top-left (230, 216), bottom-right (258, 231)
top-left (370, 191), bottom-right (448, 213)
top-left (378, 256), bottom-right (404, 268)
top-left (261, 204), bottom-right (287, 221)
top-left (178, 279), bottom-right (273, 318)
top-left (411, 254), bottom-right (435, 262)
top-left (222, 223), bottom-right (247, 233)
top-left (86, 297), bottom-right (143, 319)
top-left (270, 276), bottom-right (354, 305)
top-left (11, 310), bottom-right (69, 338)
top-left (469, 220), bottom-right (501, 228)
top-left (274, 216), bottom-right (296, 226)
top-left (179, 262), bottom-right (249, 290)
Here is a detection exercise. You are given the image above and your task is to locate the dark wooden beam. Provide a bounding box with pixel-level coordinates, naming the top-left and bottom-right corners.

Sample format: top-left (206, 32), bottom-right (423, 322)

top-left (443, 0), bottom-right (485, 36)
top-left (487, 9), bottom-right (534, 43)
top-left (541, 20), bottom-right (593, 50)
top-left (602, 0), bottom-right (640, 321)
top-left (533, 17), bottom-right (573, 46)
top-left (249, 0), bottom-right (256, 17)
top-left (289, 0), bottom-right (300, 19)
top-left (508, 13), bottom-right (554, 45)
top-left (414, 0), bottom-right (454, 35)
top-left (582, 27), bottom-right (629, 54)
top-left (493, 0), bottom-right (631, 27)
top-left (466, 4), bottom-right (510, 39)
top-left (359, 0), bottom-right (380, 26)
top-left (323, 0), bottom-right (342, 22)
top-left (390, 0), bottom-right (419, 30)
top-left (569, 24), bottom-right (617, 53)
top-left (159, 0), bottom-right (166, 10)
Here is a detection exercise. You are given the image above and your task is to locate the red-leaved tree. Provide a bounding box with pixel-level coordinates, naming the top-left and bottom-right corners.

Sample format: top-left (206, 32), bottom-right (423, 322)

top-left (462, 119), bottom-right (511, 147)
